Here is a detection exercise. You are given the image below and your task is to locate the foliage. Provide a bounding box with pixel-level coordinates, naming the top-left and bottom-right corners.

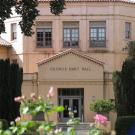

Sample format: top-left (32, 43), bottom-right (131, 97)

top-left (89, 127), bottom-right (103, 135)
top-left (0, 0), bottom-right (65, 36)
top-left (0, 87), bottom-right (80, 135)
top-left (15, 0), bottom-right (39, 36)
top-left (113, 41), bottom-right (135, 116)
top-left (115, 116), bottom-right (135, 135)
top-left (128, 41), bottom-right (135, 57)
top-left (113, 72), bottom-right (128, 116)
top-left (20, 94), bottom-right (64, 121)
top-left (0, 59), bottom-right (23, 124)
top-left (50, 0), bottom-right (65, 15)
top-left (90, 99), bottom-right (115, 114)
top-left (0, 119), bottom-right (9, 130)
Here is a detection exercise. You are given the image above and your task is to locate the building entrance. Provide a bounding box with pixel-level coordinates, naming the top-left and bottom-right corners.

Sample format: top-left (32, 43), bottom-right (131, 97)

top-left (58, 88), bottom-right (84, 122)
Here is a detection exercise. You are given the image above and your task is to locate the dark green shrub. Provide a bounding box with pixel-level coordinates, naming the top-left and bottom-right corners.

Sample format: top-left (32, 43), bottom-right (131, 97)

top-left (113, 41), bottom-right (135, 116)
top-left (0, 59), bottom-right (23, 123)
top-left (115, 116), bottom-right (135, 135)
top-left (0, 119), bottom-right (8, 130)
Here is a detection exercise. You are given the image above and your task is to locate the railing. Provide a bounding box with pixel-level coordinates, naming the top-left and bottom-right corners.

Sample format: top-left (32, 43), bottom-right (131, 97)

top-left (90, 40), bottom-right (106, 48)
top-left (36, 41), bottom-right (52, 48)
top-left (63, 40), bottom-right (80, 48)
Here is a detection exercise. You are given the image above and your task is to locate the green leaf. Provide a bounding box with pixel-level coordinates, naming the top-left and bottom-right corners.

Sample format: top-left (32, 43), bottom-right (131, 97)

top-left (22, 106), bottom-right (29, 114)
top-left (3, 130), bottom-right (12, 135)
top-left (67, 127), bottom-right (75, 135)
top-left (53, 106), bottom-right (64, 112)
top-left (35, 106), bottom-right (43, 112)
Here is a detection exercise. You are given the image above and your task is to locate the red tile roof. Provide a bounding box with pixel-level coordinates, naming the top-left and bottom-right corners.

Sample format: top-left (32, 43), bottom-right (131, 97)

top-left (38, 0), bottom-right (135, 4)
top-left (0, 37), bottom-right (11, 47)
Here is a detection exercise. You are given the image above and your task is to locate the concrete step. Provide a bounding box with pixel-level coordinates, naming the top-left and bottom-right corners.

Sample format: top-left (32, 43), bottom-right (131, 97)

top-left (56, 123), bottom-right (90, 131)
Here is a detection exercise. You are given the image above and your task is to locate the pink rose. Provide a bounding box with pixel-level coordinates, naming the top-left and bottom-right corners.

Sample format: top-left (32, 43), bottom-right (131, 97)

top-left (47, 86), bottom-right (54, 98)
top-left (15, 117), bottom-right (21, 122)
top-left (30, 93), bottom-right (36, 99)
top-left (14, 96), bottom-right (22, 102)
top-left (94, 114), bottom-right (108, 125)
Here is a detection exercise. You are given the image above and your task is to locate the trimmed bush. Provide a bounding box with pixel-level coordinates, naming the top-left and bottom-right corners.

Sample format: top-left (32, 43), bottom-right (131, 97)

top-left (90, 99), bottom-right (115, 115)
top-left (115, 116), bottom-right (135, 135)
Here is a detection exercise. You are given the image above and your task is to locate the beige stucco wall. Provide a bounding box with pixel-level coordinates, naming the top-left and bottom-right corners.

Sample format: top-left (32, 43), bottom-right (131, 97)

top-left (0, 47), bottom-right (9, 59)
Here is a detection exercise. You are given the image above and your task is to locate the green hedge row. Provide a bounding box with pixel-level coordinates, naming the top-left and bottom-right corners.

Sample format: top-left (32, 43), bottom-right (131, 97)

top-left (115, 116), bottom-right (135, 135)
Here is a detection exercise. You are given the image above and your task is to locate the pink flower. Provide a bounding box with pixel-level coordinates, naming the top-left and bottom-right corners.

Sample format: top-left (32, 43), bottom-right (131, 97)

top-left (14, 96), bottom-right (25, 102)
top-left (30, 93), bottom-right (36, 99)
top-left (14, 96), bottom-right (22, 102)
top-left (94, 114), bottom-right (108, 125)
top-left (47, 86), bottom-right (54, 98)
top-left (15, 117), bottom-right (21, 122)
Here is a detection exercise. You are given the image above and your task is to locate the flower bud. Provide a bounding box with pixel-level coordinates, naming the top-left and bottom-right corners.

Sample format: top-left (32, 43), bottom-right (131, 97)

top-left (14, 96), bottom-right (22, 102)
top-left (15, 117), bottom-right (21, 122)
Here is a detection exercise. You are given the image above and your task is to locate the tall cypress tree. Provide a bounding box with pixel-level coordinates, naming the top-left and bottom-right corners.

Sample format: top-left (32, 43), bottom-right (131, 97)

top-left (0, 59), bottom-right (23, 123)
top-left (113, 41), bottom-right (135, 116)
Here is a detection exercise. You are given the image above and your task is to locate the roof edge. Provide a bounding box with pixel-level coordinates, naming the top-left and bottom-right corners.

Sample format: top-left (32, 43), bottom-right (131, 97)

top-left (38, 0), bottom-right (135, 5)
top-left (38, 49), bottom-right (104, 66)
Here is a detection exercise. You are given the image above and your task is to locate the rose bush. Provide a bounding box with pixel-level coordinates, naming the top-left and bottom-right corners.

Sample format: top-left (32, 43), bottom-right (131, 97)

top-left (89, 114), bottom-right (111, 135)
top-left (0, 87), bottom-right (80, 135)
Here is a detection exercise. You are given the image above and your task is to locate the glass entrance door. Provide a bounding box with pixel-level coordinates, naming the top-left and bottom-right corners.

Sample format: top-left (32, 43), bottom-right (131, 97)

top-left (62, 98), bottom-right (81, 122)
top-left (58, 88), bottom-right (84, 122)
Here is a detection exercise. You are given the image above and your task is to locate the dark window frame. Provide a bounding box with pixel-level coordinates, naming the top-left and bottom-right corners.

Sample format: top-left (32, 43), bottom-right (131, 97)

top-left (89, 22), bottom-right (106, 48)
top-left (63, 27), bottom-right (79, 48)
top-left (11, 23), bottom-right (17, 41)
top-left (36, 28), bottom-right (52, 48)
top-left (125, 22), bottom-right (131, 39)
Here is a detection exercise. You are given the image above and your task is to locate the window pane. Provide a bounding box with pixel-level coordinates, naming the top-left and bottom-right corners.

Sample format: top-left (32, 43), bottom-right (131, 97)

top-left (63, 28), bottom-right (79, 48)
top-left (37, 32), bottom-right (43, 47)
top-left (36, 28), bottom-right (52, 47)
top-left (90, 21), bottom-right (106, 47)
top-left (11, 23), bottom-right (17, 40)
top-left (125, 22), bottom-right (131, 39)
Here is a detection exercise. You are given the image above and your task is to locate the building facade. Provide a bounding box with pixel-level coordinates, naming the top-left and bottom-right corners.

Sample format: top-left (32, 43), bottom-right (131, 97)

top-left (1, 0), bottom-right (135, 123)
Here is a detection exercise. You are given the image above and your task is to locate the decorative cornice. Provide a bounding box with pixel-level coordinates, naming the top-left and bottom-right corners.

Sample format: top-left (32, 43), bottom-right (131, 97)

top-left (38, 0), bottom-right (135, 5)
top-left (37, 48), bottom-right (104, 66)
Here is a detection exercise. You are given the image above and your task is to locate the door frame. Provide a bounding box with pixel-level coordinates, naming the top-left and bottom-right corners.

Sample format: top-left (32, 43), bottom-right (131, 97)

top-left (58, 88), bottom-right (84, 122)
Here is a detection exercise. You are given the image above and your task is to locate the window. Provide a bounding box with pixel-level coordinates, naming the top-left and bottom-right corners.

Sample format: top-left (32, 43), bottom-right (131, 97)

top-left (11, 23), bottom-right (17, 40)
top-left (90, 21), bottom-right (106, 47)
top-left (125, 22), bottom-right (131, 39)
top-left (63, 22), bottom-right (79, 48)
top-left (36, 22), bottom-right (52, 48)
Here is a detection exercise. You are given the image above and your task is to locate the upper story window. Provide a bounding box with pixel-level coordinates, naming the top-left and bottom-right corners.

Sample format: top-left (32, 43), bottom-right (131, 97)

top-left (11, 23), bottom-right (17, 41)
top-left (63, 22), bottom-right (79, 48)
top-left (36, 22), bottom-right (52, 48)
top-left (90, 21), bottom-right (106, 48)
top-left (125, 22), bottom-right (131, 39)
